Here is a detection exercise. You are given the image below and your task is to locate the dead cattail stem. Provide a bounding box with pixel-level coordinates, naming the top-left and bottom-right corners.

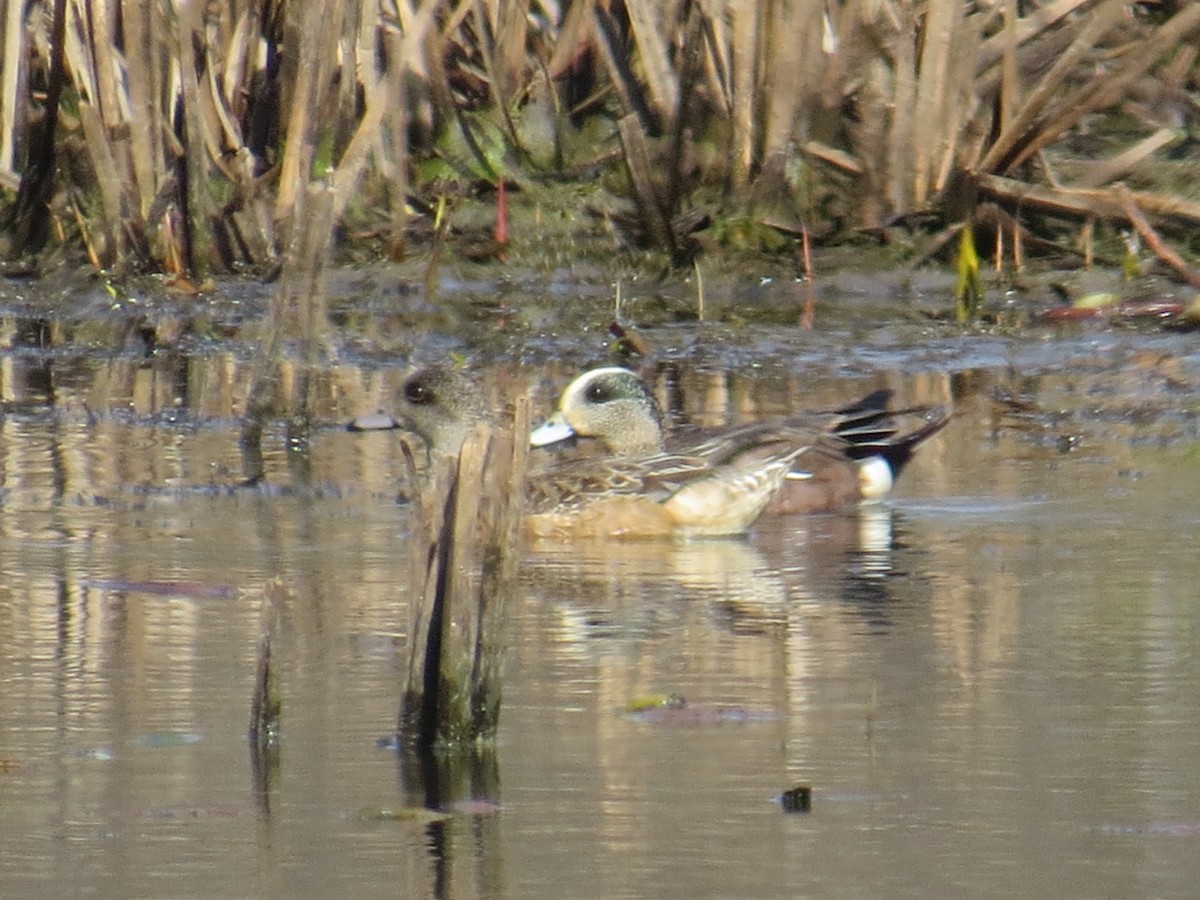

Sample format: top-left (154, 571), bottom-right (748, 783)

top-left (591, 3), bottom-right (658, 134)
top-left (977, 172), bottom-right (1200, 228)
top-left (0, 0), bottom-right (24, 182)
top-left (121, 0), bottom-right (165, 219)
top-left (997, 0), bottom-right (1018, 141)
top-left (1116, 185), bottom-right (1200, 291)
top-left (911, 0), bottom-right (966, 206)
top-left (975, 0), bottom-right (1095, 73)
top-left (984, 2), bottom-right (1200, 175)
top-left (8, 0), bottom-right (68, 255)
top-left (174, 0), bottom-right (211, 275)
top-left (1071, 127), bottom-right (1184, 190)
top-left (274, 0), bottom-right (345, 233)
top-left (758, 0), bottom-right (822, 183)
top-left (625, 2), bottom-right (678, 129)
top-left (75, 102), bottom-right (126, 259)
top-left (978, 0), bottom-right (1127, 175)
top-left (882, 3), bottom-right (917, 216)
top-left (616, 113), bottom-right (678, 259)
top-left (728, 0), bottom-right (758, 191)
top-left (493, 0), bottom-right (533, 107)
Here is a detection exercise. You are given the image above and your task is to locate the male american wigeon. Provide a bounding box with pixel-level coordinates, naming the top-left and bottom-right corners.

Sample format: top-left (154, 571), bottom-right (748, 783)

top-left (530, 367), bottom-right (951, 515)
top-left (393, 366), bottom-right (811, 539)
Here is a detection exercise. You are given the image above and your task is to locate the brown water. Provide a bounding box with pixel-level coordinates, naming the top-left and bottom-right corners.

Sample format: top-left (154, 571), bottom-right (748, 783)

top-left (2, 293), bottom-right (1200, 898)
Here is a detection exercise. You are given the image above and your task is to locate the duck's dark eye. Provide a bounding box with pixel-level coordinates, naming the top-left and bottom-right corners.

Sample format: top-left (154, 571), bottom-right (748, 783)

top-left (585, 381), bottom-right (613, 404)
top-left (405, 378), bottom-right (434, 405)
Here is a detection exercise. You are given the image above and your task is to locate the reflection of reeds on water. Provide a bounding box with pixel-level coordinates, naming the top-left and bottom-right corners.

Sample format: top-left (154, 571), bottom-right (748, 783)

top-left (250, 577), bottom-right (287, 809)
top-left (397, 397), bottom-right (529, 750)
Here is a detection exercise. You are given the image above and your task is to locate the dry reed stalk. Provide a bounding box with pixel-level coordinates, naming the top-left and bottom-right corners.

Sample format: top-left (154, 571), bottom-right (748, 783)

top-left (910, 0), bottom-right (966, 206)
top-left (617, 112), bottom-right (678, 258)
top-left (382, 0), bottom-right (444, 249)
top-left (274, 0), bottom-right (344, 234)
top-left (60, 0), bottom-right (154, 266)
top-left (997, 3), bottom-right (1200, 172)
top-left (381, 26), bottom-right (411, 250)
top-left (977, 172), bottom-right (1200, 228)
top-left (880, 2), bottom-right (917, 217)
top-left (1116, 185), bottom-right (1200, 291)
top-left (977, 0), bottom-right (1130, 175)
top-left (121, 0), bottom-right (164, 221)
top-left (757, 0), bottom-right (823, 183)
top-left (1071, 127), bottom-right (1184, 190)
top-left (625, 1), bottom-right (678, 129)
top-left (493, 0), bottom-right (532, 107)
top-left (74, 103), bottom-right (124, 251)
top-left (975, 0), bottom-right (1100, 73)
top-left (728, 0), bottom-right (758, 190)
top-left (930, 13), bottom-right (983, 196)
top-left (695, 0), bottom-right (732, 118)
top-left (997, 0), bottom-right (1019, 141)
top-left (174, 0), bottom-right (211, 275)
top-left (0, 0), bottom-right (24, 186)
top-left (590, 2), bottom-right (653, 132)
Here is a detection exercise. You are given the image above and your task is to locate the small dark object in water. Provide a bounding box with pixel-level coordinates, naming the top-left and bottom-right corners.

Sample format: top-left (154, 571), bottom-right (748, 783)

top-left (780, 784), bottom-right (812, 813)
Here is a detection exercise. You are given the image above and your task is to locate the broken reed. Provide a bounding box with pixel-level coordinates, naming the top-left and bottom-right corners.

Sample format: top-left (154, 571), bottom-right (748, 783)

top-left (3, 1), bottom-right (1200, 277)
top-left (398, 395), bottom-right (529, 750)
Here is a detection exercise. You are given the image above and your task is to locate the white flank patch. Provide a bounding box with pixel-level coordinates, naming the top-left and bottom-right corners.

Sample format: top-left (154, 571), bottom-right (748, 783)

top-left (857, 456), bottom-right (894, 501)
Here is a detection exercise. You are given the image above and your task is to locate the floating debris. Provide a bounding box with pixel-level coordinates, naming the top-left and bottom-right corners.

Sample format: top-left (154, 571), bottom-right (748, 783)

top-left (358, 806), bottom-right (451, 824)
top-left (444, 799), bottom-right (501, 817)
top-left (1094, 821), bottom-right (1200, 837)
top-left (779, 784), bottom-right (813, 814)
top-left (75, 746), bottom-right (115, 761)
top-left (138, 805), bottom-right (240, 821)
top-left (134, 732), bottom-right (202, 748)
top-left (620, 694), bottom-right (777, 726)
top-left (623, 693), bottom-right (687, 713)
top-left (84, 580), bottom-right (239, 600)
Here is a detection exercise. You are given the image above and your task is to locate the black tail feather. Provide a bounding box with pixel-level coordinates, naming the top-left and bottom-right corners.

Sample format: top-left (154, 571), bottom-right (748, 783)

top-left (829, 390), bottom-right (952, 474)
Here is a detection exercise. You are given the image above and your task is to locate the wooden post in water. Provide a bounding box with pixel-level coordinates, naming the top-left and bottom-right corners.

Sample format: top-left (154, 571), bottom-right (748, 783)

top-left (398, 394), bottom-right (529, 749)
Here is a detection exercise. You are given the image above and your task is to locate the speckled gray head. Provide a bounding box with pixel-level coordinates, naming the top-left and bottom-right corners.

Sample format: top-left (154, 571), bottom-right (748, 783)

top-left (394, 366), bottom-right (490, 457)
